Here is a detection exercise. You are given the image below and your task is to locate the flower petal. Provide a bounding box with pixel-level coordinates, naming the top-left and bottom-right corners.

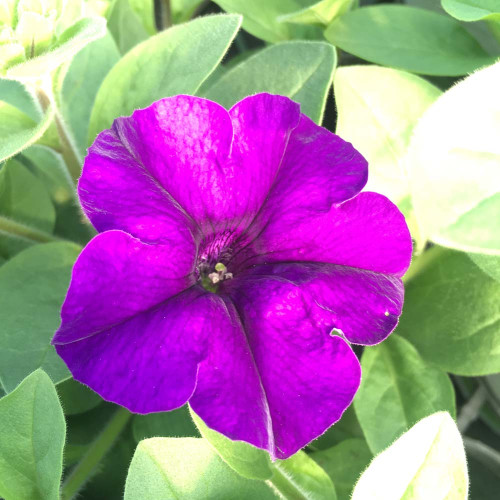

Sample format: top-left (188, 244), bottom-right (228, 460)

top-left (262, 113), bottom-right (368, 216)
top-left (52, 230), bottom-right (195, 345)
top-left (233, 191), bottom-right (412, 277)
top-left (191, 281), bottom-right (361, 460)
top-left (79, 128), bottom-right (196, 245)
top-left (112, 94), bottom-right (300, 233)
top-left (55, 287), bottom-right (215, 413)
top-left (227, 262), bottom-right (404, 346)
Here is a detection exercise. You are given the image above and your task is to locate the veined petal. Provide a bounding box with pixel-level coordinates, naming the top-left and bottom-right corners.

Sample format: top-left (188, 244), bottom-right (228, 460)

top-left (52, 230), bottom-right (196, 345)
top-left (55, 287), bottom-right (215, 413)
top-left (191, 283), bottom-right (361, 459)
top-left (233, 191), bottom-right (412, 277)
top-left (79, 128), bottom-right (196, 245)
top-left (111, 94), bottom-right (300, 233)
top-left (227, 262), bottom-right (404, 346)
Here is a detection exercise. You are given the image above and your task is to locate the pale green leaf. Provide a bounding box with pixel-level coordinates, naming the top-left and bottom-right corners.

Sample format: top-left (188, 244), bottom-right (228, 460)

top-left (6, 17), bottom-right (107, 81)
top-left (352, 412), bottom-right (468, 500)
top-left (407, 60), bottom-right (500, 255)
top-left (204, 41), bottom-right (336, 123)
top-left (354, 335), bottom-right (456, 454)
top-left (107, 0), bottom-right (149, 54)
top-left (88, 14), bottom-right (241, 141)
top-left (279, 0), bottom-right (354, 26)
top-left (124, 437), bottom-right (275, 499)
top-left (334, 65), bottom-right (441, 205)
top-left (0, 370), bottom-right (65, 500)
top-left (442, 0), bottom-right (500, 21)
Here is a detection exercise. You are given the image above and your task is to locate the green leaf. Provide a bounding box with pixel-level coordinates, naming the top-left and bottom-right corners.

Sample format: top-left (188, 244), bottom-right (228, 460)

top-left (270, 451), bottom-right (337, 500)
top-left (190, 409), bottom-right (336, 499)
top-left (0, 158), bottom-right (56, 258)
top-left (334, 65), bottom-right (441, 205)
top-left (88, 14), bottom-right (241, 141)
top-left (354, 335), bottom-right (456, 454)
top-left (57, 377), bottom-right (101, 415)
top-left (124, 437), bottom-right (276, 499)
top-left (310, 404), bottom-right (364, 450)
top-left (468, 253), bottom-right (500, 282)
top-left (133, 404), bottom-right (199, 442)
top-left (325, 5), bottom-right (496, 76)
top-left (0, 242), bottom-right (80, 392)
top-left (352, 412), bottom-right (468, 500)
top-left (442, 0), bottom-right (500, 22)
top-left (279, 0), bottom-right (354, 27)
top-left (204, 41), bottom-right (336, 124)
top-left (0, 370), bottom-right (65, 500)
top-left (311, 439), bottom-right (372, 500)
top-left (60, 32), bottom-right (120, 157)
top-left (6, 17), bottom-right (107, 82)
top-left (0, 158), bottom-right (55, 232)
top-left (129, 0), bottom-right (156, 33)
top-left (407, 60), bottom-right (500, 255)
top-left (0, 99), bottom-right (54, 163)
top-left (190, 408), bottom-right (273, 480)
top-left (398, 248), bottom-right (500, 375)
top-left (213, 0), bottom-right (323, 42)
top-left (0, 78), bottom-right (39, 119)
top-left (170, 0), bottom-right (206, 24)
top-left (107, 0), bottom-right (149, 54)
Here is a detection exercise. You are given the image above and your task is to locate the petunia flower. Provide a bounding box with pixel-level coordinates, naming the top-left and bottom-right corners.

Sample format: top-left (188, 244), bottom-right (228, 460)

top-left (52, 94), bottom-right (412, 460)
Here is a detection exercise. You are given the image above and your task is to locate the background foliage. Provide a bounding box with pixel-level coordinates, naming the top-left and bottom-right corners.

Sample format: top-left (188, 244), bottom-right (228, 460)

top-left (1, 0), bottom-right (499, 498)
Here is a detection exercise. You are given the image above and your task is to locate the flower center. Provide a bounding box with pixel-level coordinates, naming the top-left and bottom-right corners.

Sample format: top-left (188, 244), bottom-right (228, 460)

top-left (197, 230), bottom-right (237, 293)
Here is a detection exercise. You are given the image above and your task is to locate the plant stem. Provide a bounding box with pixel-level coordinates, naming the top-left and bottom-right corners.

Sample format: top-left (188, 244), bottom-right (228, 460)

top-left (464, 437), bottom-right (500, 477)
top-left (154, 0), bottom-right (172, 30)
top-left (0, 215), bottom-right (60, 243)
top-left (61, 407), bottom-right (132, 500)
top-left (33, 87), bottom-right (82, 186)
top-left (457, 385), bottom-right (487, 434)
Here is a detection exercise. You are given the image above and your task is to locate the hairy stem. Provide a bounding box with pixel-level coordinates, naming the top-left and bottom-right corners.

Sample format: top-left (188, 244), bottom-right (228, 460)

top-left (33, 87), bottom-right (82, 186)
top-left (154, 0), bottom-right (172, 30)
top-left (61, 407), bottom-right (132, 500)
top-left (0, 215), bottom-right (60, 243)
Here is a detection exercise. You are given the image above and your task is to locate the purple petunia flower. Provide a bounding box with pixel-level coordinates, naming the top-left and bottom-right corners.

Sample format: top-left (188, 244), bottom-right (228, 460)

top-left (52, 94), bottom-right (411, 459)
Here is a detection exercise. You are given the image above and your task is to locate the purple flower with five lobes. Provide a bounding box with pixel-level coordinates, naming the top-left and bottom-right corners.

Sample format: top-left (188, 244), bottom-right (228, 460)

top-left (51, 94), bottom-right (412, 460)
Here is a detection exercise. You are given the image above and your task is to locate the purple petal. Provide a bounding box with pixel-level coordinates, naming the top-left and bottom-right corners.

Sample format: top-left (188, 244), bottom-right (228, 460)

top-left (111, 94), bottom-right (300, 233)
top-left (233, 192), bottom-right (412, 277)
top-left (79, 129), bottom-right (196, 245)
top-left (55, 287), bottom-right (216, 413)
top-left (226, 262), bottom-right (404, 346)
top-left (191, 283), bottom-right (361, 460)
top-left (262, 114), bottom-right (368, 216)
top-left (52, 230), bottom-right (195, 344)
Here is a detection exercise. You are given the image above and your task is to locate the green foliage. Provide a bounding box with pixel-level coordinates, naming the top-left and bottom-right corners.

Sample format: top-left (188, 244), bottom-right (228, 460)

top-left (311, 438), bottom-right (372, 500)
top-left (124, 437), bottom-right (276, 499)
top-left (354, 335), bottom-right (456, 454)
top-left (442, 0), bottom-right (500, 22)
top-left (352, 412), bottom-right (468, 500)
top-left (398, 248), bottom-right (500, 375)
top-left (0, 242), bottom-right (80, 392)
top-left (325, 5), bottom-right (496, 76)
top-left (0, 97), bottom-right (54, 163)
top-left (60, 32), bottom-right (120, 157)
top-left (0, 370), bottom-right (65, 500)
top-left (88, 14), bottom-right (242, 140)
top-left (6, 17), bottom-right (107, 81)
top-left (204, 40), bottom-right (336, 123)
top-left (57, 377), bottom-right (101, 416)
top-left (190, 408), bottom-right (273, 480)
top-left (133, 404), bottom-right (199, 442)
top-left (107, 0), bottom-right (149, 54)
